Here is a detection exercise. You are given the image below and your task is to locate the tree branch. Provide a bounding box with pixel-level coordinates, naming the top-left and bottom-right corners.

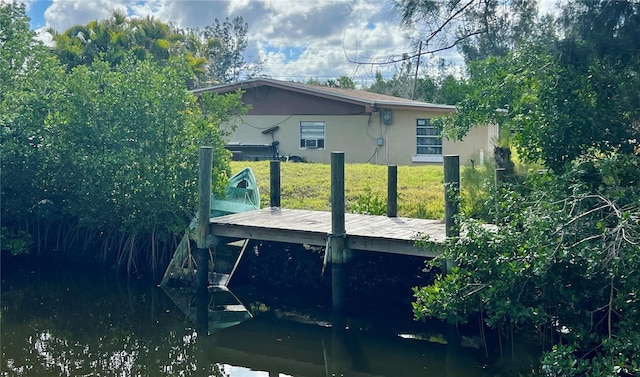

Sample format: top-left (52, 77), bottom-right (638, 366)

top-left (345, 28), bottom-right (486, 66)
top-left (345, 0), bottom-right (485, 67)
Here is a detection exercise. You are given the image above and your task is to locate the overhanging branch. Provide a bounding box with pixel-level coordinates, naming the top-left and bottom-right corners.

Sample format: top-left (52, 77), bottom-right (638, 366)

top-left (344, 28), bottom-right (486, 66)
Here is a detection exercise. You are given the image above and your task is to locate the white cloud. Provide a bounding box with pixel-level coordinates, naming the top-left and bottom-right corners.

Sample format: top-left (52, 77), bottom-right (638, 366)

top-left (29, 0), bottom-right (466, 84)
top-left (44, 0), bottom-right (127, 32)
top-left (539, 0), bottom-right (565, 16)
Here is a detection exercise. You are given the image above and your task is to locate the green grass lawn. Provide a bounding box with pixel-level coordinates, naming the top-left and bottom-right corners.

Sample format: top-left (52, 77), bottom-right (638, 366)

top-left (230, 161), bottom-right (445, 219)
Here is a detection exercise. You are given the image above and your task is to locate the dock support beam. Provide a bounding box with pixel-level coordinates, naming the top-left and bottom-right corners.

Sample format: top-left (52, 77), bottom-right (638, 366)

top-left (444, 155), bottom-right (460, 237)
top-left (444, 155), bottom-right (462, 366)
top-left (196, 146), bottom-right (213, 294)
top-left (387, 165), bottom-right (397, 217)
top-left (443, 155), bottom-right (460, 272)
top-left (270, 160), bottom-right (281, 207)
top-left (330, 151), bottom-right (348, 312)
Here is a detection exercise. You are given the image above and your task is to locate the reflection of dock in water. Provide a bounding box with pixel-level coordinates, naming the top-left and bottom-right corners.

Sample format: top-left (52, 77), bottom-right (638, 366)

top-left (161, 286), bottom-right (252, 334)
top-left (195, 314), bottom-right (485, 377)
top-left (160, 234), bottom-right (249, 288)
top-left (162, 279), bottom-right (487, 376)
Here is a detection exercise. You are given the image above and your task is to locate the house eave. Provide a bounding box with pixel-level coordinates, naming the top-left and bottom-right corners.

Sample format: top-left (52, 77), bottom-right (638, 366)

top-left (191, 78), bottom-right (457, 114)
top-left (372, 101), bottom-right (456, 113)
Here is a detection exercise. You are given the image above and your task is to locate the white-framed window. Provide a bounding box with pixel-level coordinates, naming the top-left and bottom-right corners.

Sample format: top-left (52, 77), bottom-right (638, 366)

top-left (413, 118), bottom-right (443, 162)
top-left (299, 121), bottom-right (325, 149)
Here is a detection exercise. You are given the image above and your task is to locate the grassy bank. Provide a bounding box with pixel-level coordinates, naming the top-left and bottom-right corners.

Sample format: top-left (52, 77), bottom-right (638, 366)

top-left (230, 161), bottom-right (445, 219)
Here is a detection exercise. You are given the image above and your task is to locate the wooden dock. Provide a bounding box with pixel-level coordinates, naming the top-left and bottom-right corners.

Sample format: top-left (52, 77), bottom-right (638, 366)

top-left (209, 207), bottom-right (444, 258)
top-left (189, 149), bottom-right (462, 310)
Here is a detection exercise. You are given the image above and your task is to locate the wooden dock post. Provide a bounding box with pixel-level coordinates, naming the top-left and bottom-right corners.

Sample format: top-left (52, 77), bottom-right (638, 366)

top-left (387, 165), bottom-right (398, 217)
top-left (270, 160), bottom-right (281, 207)
top-left (443, 155), bottom-right (462, 358)
top-left (443, 155), bottom-right (460, 237)
top-left (196, 146), bottom-right (213, 293)
top-left (443, 155), bottom-right (460, 272)
top-left (330, 151), bottom-right (347, 311)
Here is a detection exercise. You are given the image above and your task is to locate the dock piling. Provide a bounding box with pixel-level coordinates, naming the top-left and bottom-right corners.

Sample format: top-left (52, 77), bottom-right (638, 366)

top-left (387, 165), bottom-right (398, 217)
top-left (330, 152), bottom-right (348, 311)
top-left (443, 155), bottom-right (460, 272)
top-left (443, 155), bottom-right (460, 238)
top-left (196, 146), bottom-right (213, 293)
top-left (444, 156), bottom-right (463, 367)
top-left (270, 160), bottom-right (281, 208)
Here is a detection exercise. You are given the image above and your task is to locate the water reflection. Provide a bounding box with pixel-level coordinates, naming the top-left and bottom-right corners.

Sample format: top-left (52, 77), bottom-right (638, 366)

top-left (198, 315), bottom-right (487, 377)
top-left (1, 259), bottom-right (222, 377)
top-left (1, 258), bottom-right (532, 377)
top-left (161, 286), bottom-right (253, 335)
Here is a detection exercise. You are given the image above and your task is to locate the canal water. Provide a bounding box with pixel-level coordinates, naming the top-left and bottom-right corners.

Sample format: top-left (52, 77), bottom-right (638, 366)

top-left (1, 252), bottom-right (540, 377)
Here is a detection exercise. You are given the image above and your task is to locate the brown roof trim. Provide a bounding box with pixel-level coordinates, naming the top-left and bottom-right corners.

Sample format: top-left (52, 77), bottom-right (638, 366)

top-left (191, 78), bottom-right (456, 113)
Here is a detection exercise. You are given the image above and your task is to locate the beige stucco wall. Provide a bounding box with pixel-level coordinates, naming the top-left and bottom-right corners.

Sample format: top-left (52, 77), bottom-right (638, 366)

top-left (225, 110), bottom-right (497, 165)
top-left (443, 123), bottom-right (499, 165)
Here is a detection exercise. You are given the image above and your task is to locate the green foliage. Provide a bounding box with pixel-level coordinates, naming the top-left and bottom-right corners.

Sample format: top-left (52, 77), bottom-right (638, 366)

top-left (437, 42), bottom-right (638, 172)
top-left (230, 161), bottom-right (445, 218)
top-left (541, 341), bottom-right (640, 377)
top-left (47, 55), bottom-right (241, 269)
top-left (395, 0), bottom-right (539, 62)
top-left (351, 186), bottom-right (387, 216)
top-left (198, 17), bottom-right (251, 84)
top-left (49, 13), bottom-right (260, 89)
top-left (0, 227), bottom-right (32, 255)
top-left (413, 152), bottom-right (640, 375)
top-left (402, 202), bottom-right (443, 220)
top-left (1, 4), bottom-right (246, 272)
top-left (366, 62), bottom-right (466, 105)
top-left (405, 2), bottom-right (640, 374)
top-left (49, 13), bottom-right (177, 70)
top-left (433, 1), bottom-right (640, 173)
top-left (367, 68), bottom-right (414, 99)
top-left (433, 74), bottom-right (468, 105)
top-left (306, 76), bottom-right (356, 89)
top-left (455, 0), bottom-right (539, 62)
top-left (460, 153), bottom-right (541, 222)
top-left (460, 163), bottom-right (495, 222)
top-left (183, 17), bottom-right (261, 86)
top-left (1, 2), bottom-right (67, 226)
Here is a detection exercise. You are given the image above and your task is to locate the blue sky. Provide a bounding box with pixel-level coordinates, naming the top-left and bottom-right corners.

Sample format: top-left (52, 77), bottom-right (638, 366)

top-left (18, 0), bottom-right (462, 85)
top-left (19, 0), bottom-right (560, 85)
top-left (26, 0), bottom-right (50, 28)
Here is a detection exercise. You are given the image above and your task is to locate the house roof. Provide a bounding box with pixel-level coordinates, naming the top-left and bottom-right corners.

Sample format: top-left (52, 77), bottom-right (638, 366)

top-left (191, 78), bottom-right (456, 113)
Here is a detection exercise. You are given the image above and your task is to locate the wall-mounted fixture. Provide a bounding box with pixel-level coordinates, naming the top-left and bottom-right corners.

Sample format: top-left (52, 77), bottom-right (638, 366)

top-left (382, 109), bottom-right (393, 125)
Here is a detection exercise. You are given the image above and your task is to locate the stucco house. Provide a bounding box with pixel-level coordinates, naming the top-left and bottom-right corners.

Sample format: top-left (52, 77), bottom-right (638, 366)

top-left (191, 78), bottom-right (497, 165)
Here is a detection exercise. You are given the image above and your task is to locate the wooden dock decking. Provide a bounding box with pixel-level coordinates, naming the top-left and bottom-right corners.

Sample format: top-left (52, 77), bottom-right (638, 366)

top-left (209, 208), bottom-right (445, 258)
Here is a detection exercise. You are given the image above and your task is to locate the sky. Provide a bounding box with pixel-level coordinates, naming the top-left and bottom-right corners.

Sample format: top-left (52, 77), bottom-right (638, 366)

top-left (17, 0), bottom-right (560, 86)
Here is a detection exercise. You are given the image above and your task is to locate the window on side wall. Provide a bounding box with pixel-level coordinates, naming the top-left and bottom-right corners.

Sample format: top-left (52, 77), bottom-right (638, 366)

top-left (413, 118), bottom-right (443, 162)
top-left (300, 121), bottom-right (325, 149)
